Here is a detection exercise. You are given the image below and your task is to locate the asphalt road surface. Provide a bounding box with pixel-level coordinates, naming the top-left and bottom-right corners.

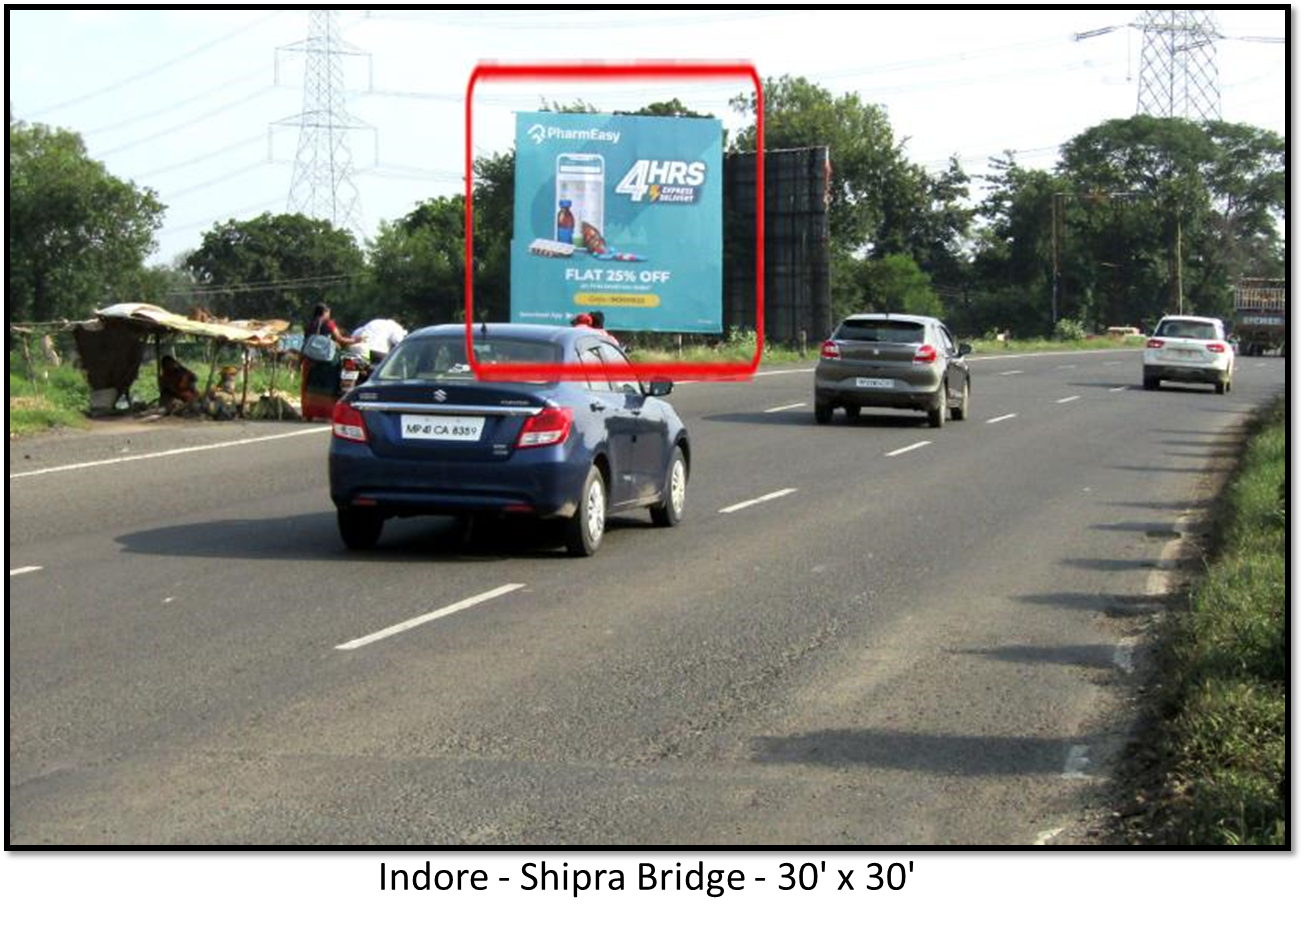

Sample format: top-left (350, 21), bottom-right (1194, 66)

top-left (7, 350), bottom-right (1286, 845)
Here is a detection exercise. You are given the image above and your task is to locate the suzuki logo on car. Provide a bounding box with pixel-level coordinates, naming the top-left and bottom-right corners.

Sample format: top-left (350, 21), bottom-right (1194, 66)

top-left (433, 389), bottom-right (447, 402)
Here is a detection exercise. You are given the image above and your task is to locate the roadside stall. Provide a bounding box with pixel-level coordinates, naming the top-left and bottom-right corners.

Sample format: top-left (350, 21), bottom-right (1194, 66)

top-left (71, 303), bottom-right (294, 419)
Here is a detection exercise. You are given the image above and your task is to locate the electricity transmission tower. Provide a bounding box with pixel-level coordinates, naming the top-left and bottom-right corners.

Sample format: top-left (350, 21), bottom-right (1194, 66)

top-left (1129, 10), bottom-right (1221, 120)
top-left (272, 10), bottom-right (374, 235)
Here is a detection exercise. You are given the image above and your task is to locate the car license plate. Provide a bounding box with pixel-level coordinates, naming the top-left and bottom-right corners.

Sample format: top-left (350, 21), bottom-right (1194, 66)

top-left (856, 377), bottom-right (894, 388)
top-left (400, 414), bottom-right (485, 441)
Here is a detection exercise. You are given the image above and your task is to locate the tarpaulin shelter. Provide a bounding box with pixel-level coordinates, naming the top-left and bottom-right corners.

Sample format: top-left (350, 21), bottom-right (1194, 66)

top-left (74, 303), bottom-right (289, 414)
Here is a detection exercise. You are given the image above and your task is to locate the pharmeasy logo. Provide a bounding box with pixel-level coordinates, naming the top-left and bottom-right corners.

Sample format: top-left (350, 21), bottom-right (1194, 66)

top-left (615, 159), bottom-right (707, 203)
top-left (526, 124), bottom-right (621, 145)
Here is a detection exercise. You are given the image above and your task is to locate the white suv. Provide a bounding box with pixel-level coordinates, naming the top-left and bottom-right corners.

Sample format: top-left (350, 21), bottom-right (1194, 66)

top-left (1143, 315), bottom-right (1235, 394)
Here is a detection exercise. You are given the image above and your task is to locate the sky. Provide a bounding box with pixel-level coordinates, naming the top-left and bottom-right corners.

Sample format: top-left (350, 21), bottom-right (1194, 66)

top-left (7, 7), bottom-right (1288, 265)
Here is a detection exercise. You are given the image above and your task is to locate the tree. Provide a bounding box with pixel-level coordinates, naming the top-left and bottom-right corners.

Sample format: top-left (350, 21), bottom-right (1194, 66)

top-left (833, 253), bottom-right (942, 323)
top-left (968, 155), bottom-right (1066, 336)
top-left (1202, 121), bottom-right (1285, 280)
top-left (367, 197), bottom-right (466, 328)
top-left (8, 121), bottom-right (164, 322)
top-left (728, 76), bottom-right (969, 323)
top-left (730, 76), bottom-right (908, 251)
top-left (184, 213), bottom-right (364, 323)
top-left (472, 150), bottom-right (516, 321)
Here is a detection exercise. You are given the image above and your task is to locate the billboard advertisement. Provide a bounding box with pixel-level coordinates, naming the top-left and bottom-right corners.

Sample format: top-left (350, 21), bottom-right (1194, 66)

top-left (510, 111), bottom-right (723, 333)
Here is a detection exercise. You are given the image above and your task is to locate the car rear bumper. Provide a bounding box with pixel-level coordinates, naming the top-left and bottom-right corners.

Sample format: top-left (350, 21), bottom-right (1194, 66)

top-left (1144, 362), bottom-right (1229, 384)
top-left (329, 440), bottom-right (588, 518)
top-left (814, 371), bottom-right (942, 410)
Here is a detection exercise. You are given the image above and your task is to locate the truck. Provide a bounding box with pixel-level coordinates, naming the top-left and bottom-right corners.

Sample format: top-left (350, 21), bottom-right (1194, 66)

top-left (1232, 277), bottom-right (1286, 356)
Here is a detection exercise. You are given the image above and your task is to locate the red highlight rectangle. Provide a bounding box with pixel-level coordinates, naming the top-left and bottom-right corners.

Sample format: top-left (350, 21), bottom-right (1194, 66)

top-left (465, 60), bottom-right (764, 382)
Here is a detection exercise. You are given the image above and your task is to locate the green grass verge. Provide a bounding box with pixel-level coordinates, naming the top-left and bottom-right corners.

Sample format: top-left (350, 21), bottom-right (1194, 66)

top-left (968, 335), bottom-right (1146, 354)
top-left (9, 350), bottom-right (293, 438)
top-left (1149, 398), bottom-right (1286, 845)
top-left (9, 361), bottom-right (92, 437)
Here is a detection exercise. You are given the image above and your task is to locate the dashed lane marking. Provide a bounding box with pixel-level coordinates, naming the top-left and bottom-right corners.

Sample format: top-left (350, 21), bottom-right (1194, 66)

top-left (9, 566), bottom-right (44, 577)
top-left (998, 370), bottom-right (1024, 376)
top-left (985, 413), bottom-right (1017, 424)
top-left (718, 488), bottom-right (798, 514)
top-left (885, 440), bottom-right (932, 457)
top-left (335, 583), bottom-right (526, 650)
top-left (764, 402), bottom-right (807, 413)
top-left (1056, 395), bottom-right (1081, 404)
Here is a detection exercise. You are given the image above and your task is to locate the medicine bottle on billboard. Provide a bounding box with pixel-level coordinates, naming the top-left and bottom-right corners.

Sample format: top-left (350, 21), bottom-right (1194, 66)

top-left (556, 153), bottom-right (604, 248)
top-left (556, 199), bottom-right (575, 244)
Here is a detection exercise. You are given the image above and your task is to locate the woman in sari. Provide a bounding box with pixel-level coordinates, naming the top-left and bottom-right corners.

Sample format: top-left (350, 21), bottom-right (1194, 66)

top-left (301, 303), bottom-right (361, 421)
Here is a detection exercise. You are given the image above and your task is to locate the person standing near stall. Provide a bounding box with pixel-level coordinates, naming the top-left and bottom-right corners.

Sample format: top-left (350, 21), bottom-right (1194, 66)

top-left (301, 303), bottom-right (361, 421)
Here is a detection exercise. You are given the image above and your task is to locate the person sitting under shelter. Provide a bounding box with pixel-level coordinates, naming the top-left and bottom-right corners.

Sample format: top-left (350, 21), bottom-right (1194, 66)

top-left (159, 354), bottom-right (199, 412)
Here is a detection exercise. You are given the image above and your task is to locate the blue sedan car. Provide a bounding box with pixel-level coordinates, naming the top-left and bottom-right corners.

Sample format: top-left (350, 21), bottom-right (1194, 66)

top-left (328, 324), bottom-right (690, 556)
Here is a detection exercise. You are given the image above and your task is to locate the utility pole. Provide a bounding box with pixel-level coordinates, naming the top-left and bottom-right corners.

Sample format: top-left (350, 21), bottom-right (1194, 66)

top-left (271, 10), bottom-right (375, 237)
top-left (1135, 9), bottom-right (1221, 121)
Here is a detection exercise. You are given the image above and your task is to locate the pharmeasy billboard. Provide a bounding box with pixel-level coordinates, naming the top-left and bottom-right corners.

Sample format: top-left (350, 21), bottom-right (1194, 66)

top-left (510, 111), bottom-right (723, 333)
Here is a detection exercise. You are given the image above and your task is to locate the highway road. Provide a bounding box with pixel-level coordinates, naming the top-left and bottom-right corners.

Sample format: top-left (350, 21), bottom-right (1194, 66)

top-left (7, 349), bottom-right (1286, 845)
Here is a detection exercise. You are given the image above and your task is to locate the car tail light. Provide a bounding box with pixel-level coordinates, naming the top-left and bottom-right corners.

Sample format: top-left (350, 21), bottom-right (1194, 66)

top-left (1206, 342), bottom-right (1226, 353)
top-left (517, 406), bottom-right (573, 448)
top-left (1146, 338), bottom-right (1164, 349)
top-left (332, 402), bottom-right (368, 443)
top-left (913, 343), bottom-right (937, 364)
top-left (820, 339), bottom-right (840, 360)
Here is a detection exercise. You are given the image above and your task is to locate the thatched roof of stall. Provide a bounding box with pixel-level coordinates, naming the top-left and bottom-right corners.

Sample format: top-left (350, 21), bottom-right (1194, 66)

top-left (94, 303), bottom-right (288, 347)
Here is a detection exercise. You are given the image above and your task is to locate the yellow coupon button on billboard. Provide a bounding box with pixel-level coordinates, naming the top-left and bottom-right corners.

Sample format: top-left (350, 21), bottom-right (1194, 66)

top-left (574, 293), bottom-right (661, 308)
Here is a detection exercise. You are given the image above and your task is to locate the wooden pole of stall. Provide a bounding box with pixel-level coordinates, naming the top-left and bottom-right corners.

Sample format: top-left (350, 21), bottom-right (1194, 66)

top-left (266, 344), bottom-right (280, 420)
top-left (203, 338), bottom-right (220, 398)
top-left (240, 347), bottom-right (251, 416)
top-left (154, 333), bottom-right (163, 403)
top-left (20, 332), bottom-right (40, 395)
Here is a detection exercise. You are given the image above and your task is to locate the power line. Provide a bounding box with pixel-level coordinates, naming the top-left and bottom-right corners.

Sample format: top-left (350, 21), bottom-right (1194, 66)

top-left (134, 133), bottom-right (266, 180)
top-left (96, 87), bottom-right (277, 158)
top-left (23, 10), bottom-right (284, 118)
top-left (361, 9), bottom-right (799, 30)
top-left (167, 271), bottom-right (364, 296)
top-left (82, 65), bottom-right (269, 137)
top-left (161, 196), bottom-right (285, 234)
top-left (160, 161), bottom-right (277, 201)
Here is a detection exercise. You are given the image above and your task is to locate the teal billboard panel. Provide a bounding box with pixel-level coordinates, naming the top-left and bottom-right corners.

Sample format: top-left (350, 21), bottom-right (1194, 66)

top-left (510, 111), bottom-right (722, 333)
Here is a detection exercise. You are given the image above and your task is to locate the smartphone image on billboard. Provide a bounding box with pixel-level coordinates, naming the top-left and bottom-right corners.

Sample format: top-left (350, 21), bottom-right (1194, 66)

top-left (556, 153), bottom-right (604, 247)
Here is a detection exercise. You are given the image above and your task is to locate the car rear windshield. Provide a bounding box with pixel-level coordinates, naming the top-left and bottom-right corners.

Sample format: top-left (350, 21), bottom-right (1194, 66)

top-left (375, 336), bottom-right (560, 382)
top-left (1156, 319), bottom-right (1218, 340)
top-left (836, 319), bottom-right (926, 343)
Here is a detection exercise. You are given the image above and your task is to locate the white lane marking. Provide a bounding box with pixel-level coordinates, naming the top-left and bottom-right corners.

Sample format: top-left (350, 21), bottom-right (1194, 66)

top-left (9, 426), bottom-right (333, 479)
top-left (1056, 395), bottom-right (1081, 404)
top-left (754, 368), bottom-right (815, 377)
top-left (1255, 362), bottom-right (1266, 368)
top-left (998, 370), bottom-right (1024, 376)
top-left (1061, 745), bottom-right (1092, 779)
top-left (1034, 826), bottom-right (1066, 846)
top-left (1102, 361), bottom-right (1122, 366)
top-left (9, 566), bottom-right (44, 577)
top-left (764, 402), bottom-right (808, 413)
top-left (718, 487), bottom-right (798, 514)
top-left (336, 583), bottom-right (526, 650)
top-left (985, 413), bottom-right (1018, 424)
top-left (1054, 364), bottom-right (1077, 369)
top-left (1109, 386), bottom-right (1128, 393)
top-left (885, 440), bottom-right (931, 457)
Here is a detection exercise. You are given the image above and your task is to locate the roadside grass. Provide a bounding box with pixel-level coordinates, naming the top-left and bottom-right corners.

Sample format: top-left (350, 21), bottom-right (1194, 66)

top-left (968, 335), bottom-right (1146, 354)
top-left (8, 349), bottom-right (294, 438)
top-left (8, 361), bottom-right (91, 437)
top-left (623, 330), bottom-right (807, 365)
top-left (1146, 398), bottom-right (1286, 845)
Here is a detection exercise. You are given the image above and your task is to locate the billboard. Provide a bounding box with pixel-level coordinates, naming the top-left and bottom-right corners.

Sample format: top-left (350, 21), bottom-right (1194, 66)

top-left (510, 111), bottom-right (723, 333)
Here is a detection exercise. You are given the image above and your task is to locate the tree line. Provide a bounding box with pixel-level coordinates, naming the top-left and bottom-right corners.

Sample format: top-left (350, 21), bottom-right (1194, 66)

top-left (8, 76), bottom-right (1284, 338)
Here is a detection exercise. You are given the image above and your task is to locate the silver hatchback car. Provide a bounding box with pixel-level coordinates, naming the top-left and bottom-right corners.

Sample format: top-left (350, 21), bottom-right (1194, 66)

top-left (814, 313), bottom-right (972, 427)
